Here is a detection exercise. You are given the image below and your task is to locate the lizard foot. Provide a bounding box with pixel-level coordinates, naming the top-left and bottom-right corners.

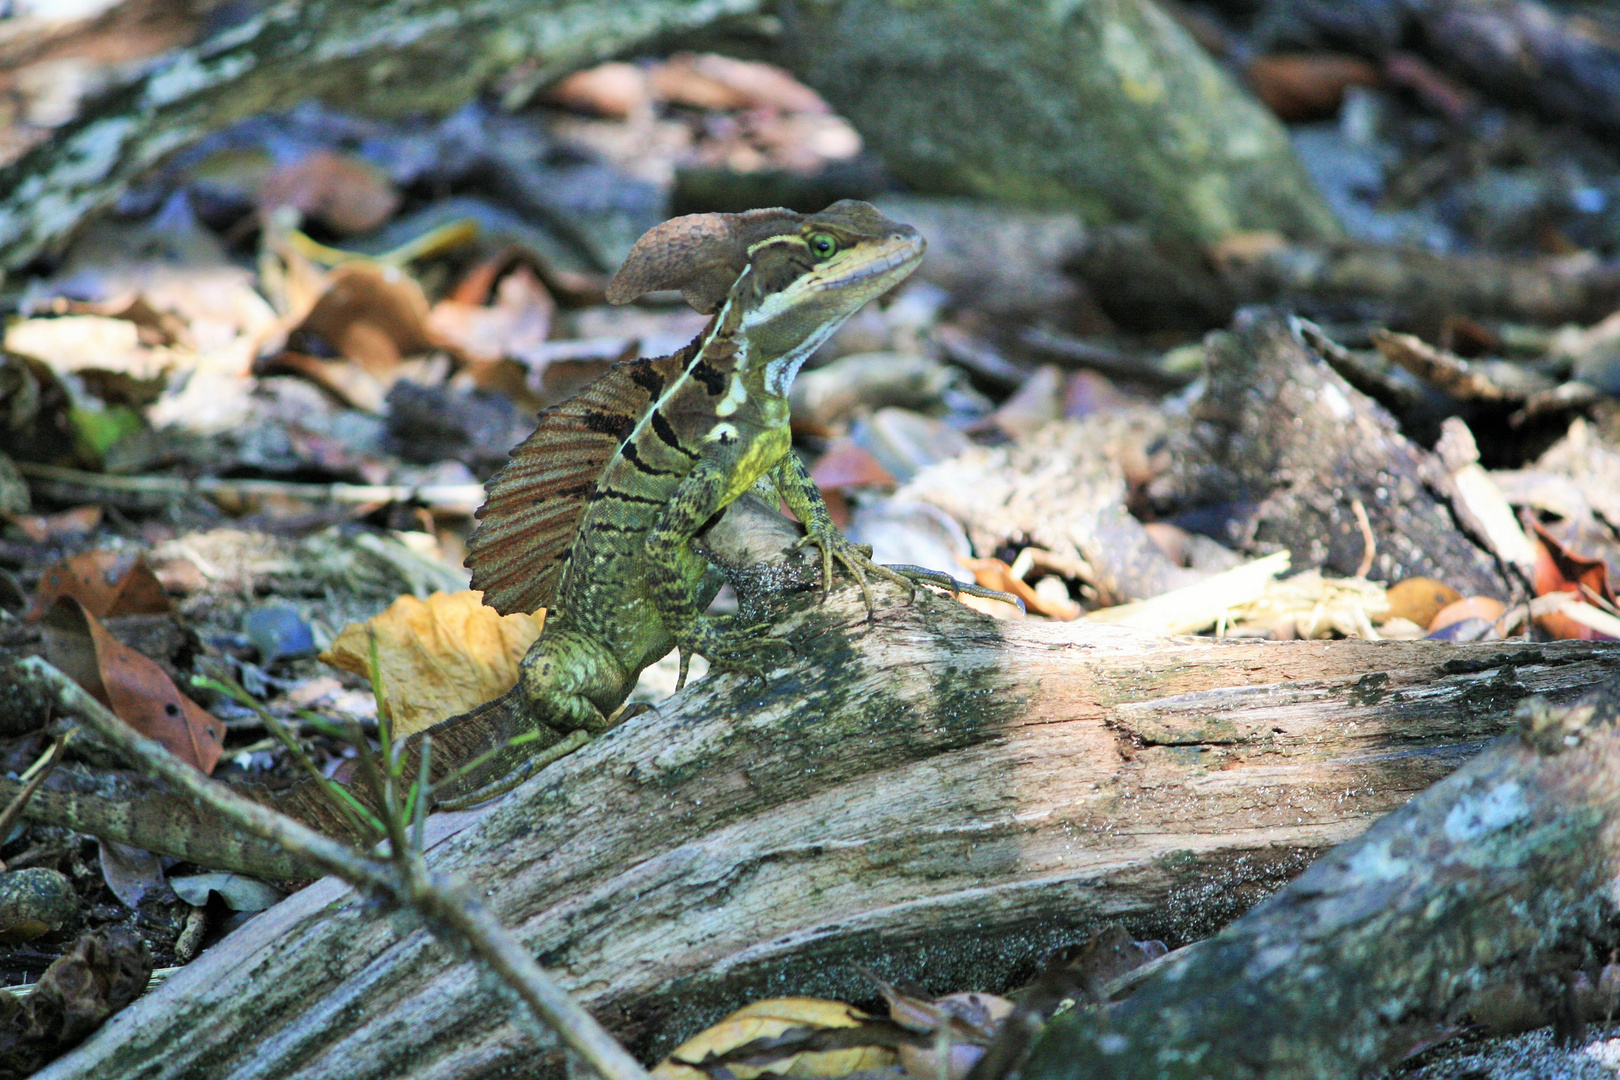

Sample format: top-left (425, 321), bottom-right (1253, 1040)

top-left (793, 533), bottom-right (1026, 616)
top-left (881, 562), bottom-right (1027, 612)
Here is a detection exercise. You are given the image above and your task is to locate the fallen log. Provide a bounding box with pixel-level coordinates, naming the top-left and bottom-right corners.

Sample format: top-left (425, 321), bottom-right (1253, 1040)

top-left (1023, 679), bottom-right (1620, 1078)
top-left (30, 506), bottom-right (1620, 1078)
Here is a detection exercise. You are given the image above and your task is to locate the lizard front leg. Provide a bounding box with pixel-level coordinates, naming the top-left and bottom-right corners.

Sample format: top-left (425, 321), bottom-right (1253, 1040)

top-left (646, 461), bottom-right (794, 680)
top-left (773, 452), bottom-right (1025, 615)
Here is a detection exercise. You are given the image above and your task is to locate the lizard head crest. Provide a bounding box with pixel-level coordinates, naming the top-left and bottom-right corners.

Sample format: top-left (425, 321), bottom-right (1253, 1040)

top-left (605, 201), bottom-right (924, 322)
top-left (606, 207), bottom-right (804, 314)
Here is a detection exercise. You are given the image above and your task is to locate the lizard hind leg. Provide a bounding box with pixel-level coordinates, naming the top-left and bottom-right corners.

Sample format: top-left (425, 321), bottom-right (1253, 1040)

top-left (517, 628), bottom-right (633, 736)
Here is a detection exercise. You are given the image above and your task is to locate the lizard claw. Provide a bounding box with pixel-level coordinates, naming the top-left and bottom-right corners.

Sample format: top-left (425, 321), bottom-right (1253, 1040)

top-left (795, 531), bottom-right (884, 616)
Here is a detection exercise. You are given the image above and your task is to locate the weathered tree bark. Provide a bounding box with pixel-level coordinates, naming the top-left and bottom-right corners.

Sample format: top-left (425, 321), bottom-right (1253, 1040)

top-left (30, 544), bottom-right (1620, 1078)
top-left (0, 0), bottom-right (1338, 274)
top-left (1022, 680), bottom-right (1620, 1079)
top-left (1153, 312), bottom-right (1515, 597)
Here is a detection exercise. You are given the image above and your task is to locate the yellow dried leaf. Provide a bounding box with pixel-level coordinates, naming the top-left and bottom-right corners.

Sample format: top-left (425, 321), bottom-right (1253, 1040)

top-left (319, 590), bottom-right (544, 736)
top-left (652, 997), bottom-right (898, 1080)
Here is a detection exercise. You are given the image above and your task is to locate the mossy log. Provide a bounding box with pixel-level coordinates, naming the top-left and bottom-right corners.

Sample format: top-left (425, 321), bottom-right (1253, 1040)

top-left (31, 509), bottom-right (1620, 1077)
top-left (0, 0), bottom-right (1337, 274)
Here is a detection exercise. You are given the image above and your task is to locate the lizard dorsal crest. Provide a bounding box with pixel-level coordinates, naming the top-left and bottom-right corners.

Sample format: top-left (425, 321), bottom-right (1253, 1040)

top-left (606, 208), bottom-right (803, 313)
top-left (466, 350), bottom-right (690, 615)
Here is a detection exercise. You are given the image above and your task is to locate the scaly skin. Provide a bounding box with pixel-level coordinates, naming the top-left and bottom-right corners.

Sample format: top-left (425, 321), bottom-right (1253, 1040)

top-left (494, 200), bottom-right (956, 734)
top-left (0, 202), bottom-right (1017, 878)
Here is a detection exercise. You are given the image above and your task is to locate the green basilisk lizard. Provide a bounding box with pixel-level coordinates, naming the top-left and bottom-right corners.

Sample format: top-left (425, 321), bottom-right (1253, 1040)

top-left (3, 201), bottom-right (1012, 878)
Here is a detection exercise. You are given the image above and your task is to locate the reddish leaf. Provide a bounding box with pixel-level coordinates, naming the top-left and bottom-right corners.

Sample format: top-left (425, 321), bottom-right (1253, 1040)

top-left (40, 597), bottom-right (225, 774)
top-left (428, 264), bottom-right (554, 364)
top-left (5, 505), bottom-right (103, 543)
top-left (1531, 522), bottom-right (1617, 640)
top-left (1247, 53), bottom-right (1380, 121)
top-left (26, 551), bottom-right (171, 623)
top-left (810, 440), bottom-right (897, 492)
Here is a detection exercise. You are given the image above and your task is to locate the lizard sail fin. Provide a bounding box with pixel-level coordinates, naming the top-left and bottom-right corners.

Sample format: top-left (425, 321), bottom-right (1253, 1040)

top-left (466, 350), bottom-right (691, 615)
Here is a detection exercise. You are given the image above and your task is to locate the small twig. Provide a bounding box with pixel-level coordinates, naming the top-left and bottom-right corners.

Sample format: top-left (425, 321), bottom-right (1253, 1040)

top-left (1351, 498), bottom-right (1377, 579)
top-left (194, 675), bottom-right (383, 842)
top-left (15, 462), bottom-right (485, 513)
top-left (0, 734), bottom-right (67, 869)
top-left (412, 736), bottom-right (433, 854)
top-left (18, 656), bottom-right (650, 1080)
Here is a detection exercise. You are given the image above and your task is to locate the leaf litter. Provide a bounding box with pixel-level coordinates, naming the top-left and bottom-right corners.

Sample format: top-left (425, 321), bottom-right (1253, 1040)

top-left (7, 27), bottom-right (1620, 1079)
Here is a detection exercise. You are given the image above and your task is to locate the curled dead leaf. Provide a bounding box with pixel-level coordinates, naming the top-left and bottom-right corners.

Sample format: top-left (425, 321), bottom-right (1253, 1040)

top-left (427, 264), bottom-right (554, 364)
top-left (0, 929), bottom-right (151, 1075)
top-left (1428, 596), bottom-right (1507, 634)
top-left (288, 262), bottom-right (446, 377)
top-left (40, 597), bottom-right (226, 774)
top-left (960, 556), bottom-right (1079, 620)
top-left (1531, 521), bottom-right (1618, 640)
top-left (320, 591), bottom-right (544, 736)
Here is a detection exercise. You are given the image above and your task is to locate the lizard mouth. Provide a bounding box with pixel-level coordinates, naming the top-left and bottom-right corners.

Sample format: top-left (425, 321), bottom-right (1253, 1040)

top-left (811, 234), bottom-right (925, 292)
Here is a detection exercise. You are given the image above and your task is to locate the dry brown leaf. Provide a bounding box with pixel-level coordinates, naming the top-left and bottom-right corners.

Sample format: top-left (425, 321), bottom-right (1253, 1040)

top-left (319, 591), bottom-right (545, 736)
top-left (1246, 53), bottom-right (1380, 121)
top-left (0, 928), bottom-right (151, 1075)
top-left (653, 997), bottom-right (897, 1080)
top-left (6, 505), bottom-right (103, 543)
top-left (5, 315), bottom-right (176, 396)
top-left (1384, 577), bottom-right (1462, 629)
top-left (268, 352), bottom-right (390, 413)
top-left (258, 151), bottom-right (401, 235)
top-left (1531, 521), bottom-right (1617, 640)
top-left (26, 550), bottom-right (171, 622)
top-left (960, 556), bottom-right (1079, 620)
top-left (40, 597), bottom-right (225, 774)
top-left (427, 265), bottom-right (554, 364)
top-left (292, 262), bottom-right (446, 376)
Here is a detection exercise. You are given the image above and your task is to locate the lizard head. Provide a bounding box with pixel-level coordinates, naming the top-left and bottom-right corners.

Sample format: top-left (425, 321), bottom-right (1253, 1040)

top-left (606, 200), bottom-right (924, 393)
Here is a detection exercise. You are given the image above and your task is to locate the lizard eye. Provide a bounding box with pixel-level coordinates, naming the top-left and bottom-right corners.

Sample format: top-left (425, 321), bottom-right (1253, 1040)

top-left (807, 233), bottom-right (838, 259)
